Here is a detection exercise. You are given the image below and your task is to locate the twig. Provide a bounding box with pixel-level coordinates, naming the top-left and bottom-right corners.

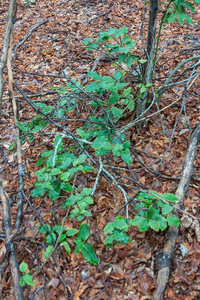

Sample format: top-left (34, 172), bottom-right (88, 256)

top-left (102, 167), bottom-right (129, 219)
top-left (13, 20), bottom-right (48, 60)
top-left (91, 156), bottom-right (103, 196)
top-left (88, 1), bottom-right (116, 23)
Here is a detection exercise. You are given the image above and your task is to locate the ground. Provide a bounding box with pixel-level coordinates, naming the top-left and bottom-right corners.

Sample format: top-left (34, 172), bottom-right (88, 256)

top-left (0, 0), bottom-right (200, 299)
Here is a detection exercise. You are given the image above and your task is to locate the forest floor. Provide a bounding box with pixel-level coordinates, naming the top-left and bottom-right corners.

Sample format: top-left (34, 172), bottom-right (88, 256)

top-left (1, 0), bottom-right (200, 299)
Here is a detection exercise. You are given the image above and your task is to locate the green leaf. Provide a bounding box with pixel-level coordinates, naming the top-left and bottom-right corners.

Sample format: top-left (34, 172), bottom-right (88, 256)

top-left (162, 193), bottom-right (179, 202)
top-left (166, 12), bottom-right (177, 23)
top-left (121, 150), bottom-right (132, 164)
top-left (81, 188), bottom-right (93, 196)
top-left (178, 12), bottom-right (184, 25)
top-left (185, 1), bottom-right (194, 11)
top-left (139, 59), bottom-right (147, 64)
top-left (77, 223), bottom-right (90, 241)
top-left (167, 215), bottom-right (180, 227)
top-left (84, 196), bottom-right (93, 204)
top-left (53, 136), bottom-right (63, 152)
top-left (60, 182), bottom-right (72, 193)
top-left (107, 28), bottom-right (116, 35)
top-left (88, 71), bottom-right (102, 81)
top-left (86, 42), bottom-right (99, 49)
top-left (82, 243), bottom-right (100, 265)
top-left (157, 199), bottom-right (165, 208)
top-left (149, 219), bottom-right (159, 231)
top-left (66, 228), bottom-right (79, 236)
top-left (23, 274), bottom-right (34, 287)
top-left (61, 241), bottom-right (71, 254)
top-left (112, 143), bottom-right (123, 156)
top-left (140, 86), bottom-right (146, 93)
top-left (105, 235), bottom-right (115, 244)
top-left (114, 27), bottom-right (128, 37)
top-left (46, 245), bottom-right (54, 254)
top-left (184, 14), bottom-right (193, 24)
top-left (123, 87), bottom-right (132, 96)
top-left (84, 211), bottom-right (92, 217)
top-left (109, 94), bottom-right (120, 105)
top-left (48, 190), bottom-right (60, 200)
top-left (82, 163), bottom-right (94, 172)
top-left (46, 233), bottom-right (56, 244)
top-left (193, 0), bottom-right (200, 4)
top-left (20, 262), bottom-right (28, 273)
top-left (118, 54), bottom-right (128, 64)
top-left (38, 224), bottom-right (50, 233)
top-left (74, 154), bottom-right (87, 166)
top-left (85, 82), bottom-right (100, 93)
top-left (83, 38), bottom-right (93, 45)
top-left (50, 168), bottom-right (61, 176)
top-left (115, 231), bottom-right (126, 241)
top-left (139, 219), bottom-right (149, 231)
top-left (162, 204), bottom-right (173, 215)
top-left (77, 214), bottom-right (84, 221)
top-left (123, 141), bottom-right (130, 151)
top-left (74, 239), bottom-right (84, 254)
top-left (60, 172), bottom-right (70, 181)
top-left (146, 206), bottom-right (156, 219)
top-left (126, 56), bottom-right (134, 68)
top-left (77, 129), bottom-right (85, 138)
top-left (114, 216), bottom-right (129, 231)
top-left (157, 216), bottom-right (167, 231)
top-left (31, 187), bottom-right (46, 197)
top-left (92, 137), bottom-right (112, 151)
top-left (104, 222), bottom-right (114, 234)
top-left (20, 277), bottom-right (26, 287)
top-left (130, 216), bottom-right (145, 226)
top-left (126, 99), bottom-right (135, 111)
top-left (111, 107), bottom-right (122, 118)
top-left (113, 70), bottom-right (123, 81)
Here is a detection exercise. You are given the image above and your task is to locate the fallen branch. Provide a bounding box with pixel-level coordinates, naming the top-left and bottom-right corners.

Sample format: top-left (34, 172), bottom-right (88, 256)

top-left (0, 0), bottom-right (17, 120)
top-left (13, 20), bottom-right (48, 60)
top-left (7, 33), bottom-right (25, 229)
top-left (88, 1), bottom-right (116, 23)
top-left (0, 183), bottom-right (25, 300)
top-left (153, 121), bottom-right (200, 300)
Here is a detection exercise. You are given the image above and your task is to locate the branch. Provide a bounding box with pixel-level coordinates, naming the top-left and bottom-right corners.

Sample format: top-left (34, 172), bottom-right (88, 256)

top-left (153, 122), bottom-right (200, 300)
top-left (0, 183), bottom-right (25, 300)
top-left (13, 20), bottom-right (48, 60)
top-left (0, 0), bottom-right (17, 119)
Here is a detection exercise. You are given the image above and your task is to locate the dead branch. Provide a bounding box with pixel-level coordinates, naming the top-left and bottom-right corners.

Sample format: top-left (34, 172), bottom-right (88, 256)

top-left (7, 33), bottom-right (25, 229)
top-left (0, 0), bottom-right (17, 120)
top-left (153, 122), bottom-right (200, 300)
top-left (88, 1), bottom-right (116, 23)
top-left (0, 183), bottom-right (25, 300)
top-left (13, 20), bottom-right (48, 60)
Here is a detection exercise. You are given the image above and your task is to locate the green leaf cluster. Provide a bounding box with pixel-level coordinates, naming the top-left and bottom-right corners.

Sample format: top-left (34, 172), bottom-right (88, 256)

top-left (104, 216), bottom-right (130, 248)
top-left (31, 136), bottom-right (93, 200)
